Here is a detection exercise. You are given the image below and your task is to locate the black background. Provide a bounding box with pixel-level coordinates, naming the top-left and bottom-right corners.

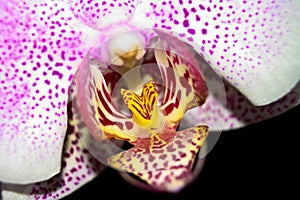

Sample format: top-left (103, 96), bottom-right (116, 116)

top-left (63, 105), bottom-right (299, 199)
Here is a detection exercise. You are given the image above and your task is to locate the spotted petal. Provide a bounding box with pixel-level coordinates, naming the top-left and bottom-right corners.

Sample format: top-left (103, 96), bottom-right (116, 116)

top-left (69, 0), bottom-right (137, 29)
top-left (108, 125), bottom-right (208, 192)
top-left (0, 0), bottom-right (101, 184)
top-left (183, 81), bottom-right (300, 131)
top-left (133, 0), bottom-right (300, 106)
top-left (179, 52), bottom-right (300, 131)
top-left (1, 101), bottom-right (105, 200)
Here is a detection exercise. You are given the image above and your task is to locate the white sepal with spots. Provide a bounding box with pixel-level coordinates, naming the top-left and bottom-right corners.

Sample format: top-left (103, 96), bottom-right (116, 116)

top-left (133, 0), bottom-right (300, 106)
top-left (0, 0), bottom-right (102, 184)
top-left (1, 101), bottom-right (105, 200)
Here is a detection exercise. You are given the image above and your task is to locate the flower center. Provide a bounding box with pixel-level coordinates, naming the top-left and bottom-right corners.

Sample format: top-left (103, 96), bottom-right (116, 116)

top-left (121, 80), bottom-right (159, 128)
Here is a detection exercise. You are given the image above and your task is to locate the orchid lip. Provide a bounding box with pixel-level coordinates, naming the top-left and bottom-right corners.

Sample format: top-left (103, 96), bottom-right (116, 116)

top-left (118, 155), bottom-right (207, 193)
top-left (70, 28), bottom-right (227, 191)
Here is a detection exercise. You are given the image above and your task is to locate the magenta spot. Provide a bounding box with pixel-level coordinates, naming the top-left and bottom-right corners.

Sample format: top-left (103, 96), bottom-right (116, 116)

top-left (45, 80), bottom-right (51, 85)
top-left (191, 7), bottom-right (196, 13)
top-left (48, 54), bottom-right (54, 62)
top-left (52, 70), bottom-right (63, 79)
top-left (55, 62), bottom-right (63, 67)
top-left (183, 8), bottom-right (189, 18)
top-left (183, 20), bottom-right (189, 27)
top-left (41, 45), bottom-right (47, 53)
top-left (69, 57), bottom-right (76, 61)
top-left (188, 29), bottom-right (195, 35)
top-left (199, 4), bottom-right (205, 10)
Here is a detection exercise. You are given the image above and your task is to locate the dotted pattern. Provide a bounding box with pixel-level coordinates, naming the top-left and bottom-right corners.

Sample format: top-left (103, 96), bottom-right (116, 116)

top-left (2, 102), bottom-right (104, 200)
top-left (69, 0), bottom-right (137, 29)
top-left (180, 52), bottom-right (300, 131)
top-left (108, 125), bottom-right (208, 192)
top-left (1, 0), bottom-right (299, 197)
top-left (183, 81), bottom-right (300, 131)
top-left (0, 0), bottom-right (101, 184)
top-left (133, 0), bottom-right (300, 105)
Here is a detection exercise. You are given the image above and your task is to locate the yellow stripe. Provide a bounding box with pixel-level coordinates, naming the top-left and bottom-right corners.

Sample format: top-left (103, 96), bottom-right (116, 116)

top-left (121, 80), bottom-right (158, 127)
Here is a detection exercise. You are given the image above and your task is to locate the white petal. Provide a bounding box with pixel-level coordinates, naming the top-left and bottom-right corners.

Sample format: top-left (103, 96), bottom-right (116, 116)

top-left (184, 82), bottom-right (300, 131)
top-left (133, 0), bottom-right (300, 106)
top-left (1, 102), bottom-right (105, 200)
top-left (0, 0), bottom-right (101, 184)
top-left (181, 56), bottom-right (300, 131)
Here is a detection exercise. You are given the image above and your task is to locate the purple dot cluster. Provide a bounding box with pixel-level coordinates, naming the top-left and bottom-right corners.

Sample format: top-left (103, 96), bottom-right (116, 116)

top-left (29, 103), bottom-right (104, 199)
top-left (0, 0), bottom-right (99, 196)
top-left (188, 80), bottom-right (300, 131)
top-left (220, 82), bottom-right (299, 129)
top-left (69, 0), bottom-right (137, 29)
top-left (142, 0), bottom-right (290, 85)
top-left (1, 1), bottom-right (83, 143)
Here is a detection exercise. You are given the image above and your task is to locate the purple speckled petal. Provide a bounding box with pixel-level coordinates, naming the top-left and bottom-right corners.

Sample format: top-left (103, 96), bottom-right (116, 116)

top-left (180, 54), bottom-right (300, 131)
top-left (108, 125), bottom-right (209, 192)
top-left (183, 82), bottom-right (300, 131)
top-left (69, 0), bottom-right (137, 29)
top-left (133, 0), bottom-right (300, 106)
top-left (0, 0), bottom-right (101, 184)
top-left (1, 102), bottom-right (105, 200)
top-left (219, 82), bottom-right (300, 130)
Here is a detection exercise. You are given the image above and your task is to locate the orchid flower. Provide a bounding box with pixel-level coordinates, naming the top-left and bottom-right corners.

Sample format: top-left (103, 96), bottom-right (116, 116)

top-left (1, 0), bottom-right (299, 199)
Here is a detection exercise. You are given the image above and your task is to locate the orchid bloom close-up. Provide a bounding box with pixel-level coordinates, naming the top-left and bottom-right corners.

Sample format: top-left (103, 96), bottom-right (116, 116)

top-left (1, 0), bottom-right (300, 199)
